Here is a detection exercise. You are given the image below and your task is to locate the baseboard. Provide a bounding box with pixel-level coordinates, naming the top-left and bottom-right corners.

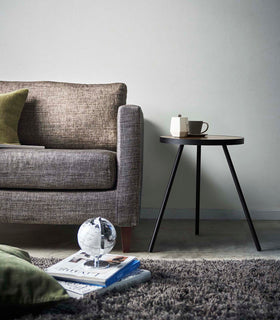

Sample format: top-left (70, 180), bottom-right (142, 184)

top-left (141, 208), bottom-right (280, 220)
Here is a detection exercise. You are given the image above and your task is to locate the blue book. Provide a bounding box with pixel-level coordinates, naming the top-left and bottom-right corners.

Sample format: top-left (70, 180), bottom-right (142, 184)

top-left (45, 250), bottom-right (140, 287)
top-left (105, 259), bottom-right (140, 287)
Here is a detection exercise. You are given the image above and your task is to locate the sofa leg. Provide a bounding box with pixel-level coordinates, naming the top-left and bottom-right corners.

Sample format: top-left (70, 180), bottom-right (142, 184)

top-left (121, 227), bottom-right (132, 253)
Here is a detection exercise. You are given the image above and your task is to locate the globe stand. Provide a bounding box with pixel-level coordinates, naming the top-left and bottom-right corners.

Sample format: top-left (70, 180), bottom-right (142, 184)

top-left (84, 255), bottom-right (109, 269)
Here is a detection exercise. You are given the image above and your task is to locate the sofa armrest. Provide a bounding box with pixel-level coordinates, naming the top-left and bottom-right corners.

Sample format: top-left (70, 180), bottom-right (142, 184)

top-left (116, 105), bottom-right (144, 226)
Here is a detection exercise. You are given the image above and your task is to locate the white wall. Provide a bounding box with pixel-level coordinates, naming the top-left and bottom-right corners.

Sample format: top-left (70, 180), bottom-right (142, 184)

top-left (1, 0), bottom-right (280, 219)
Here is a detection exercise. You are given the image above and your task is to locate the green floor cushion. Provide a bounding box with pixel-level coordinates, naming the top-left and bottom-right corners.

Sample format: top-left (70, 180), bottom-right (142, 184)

top-left (0, 88), bottom-right (28, 144)
top-left (0, 245), bottom-right (69, 307)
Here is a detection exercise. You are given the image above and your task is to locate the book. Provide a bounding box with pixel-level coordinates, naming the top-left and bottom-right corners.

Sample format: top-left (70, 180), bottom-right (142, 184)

top-left (45, 250), bottom-right (140, 287)
top-left (0, 144), bottom-right (45, 149)
top-left (58, 269), bottom-right (151, 299)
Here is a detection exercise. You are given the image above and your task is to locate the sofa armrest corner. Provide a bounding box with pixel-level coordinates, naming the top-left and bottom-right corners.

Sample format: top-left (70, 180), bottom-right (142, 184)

top-left (116, 105), bottom-right (144, 226)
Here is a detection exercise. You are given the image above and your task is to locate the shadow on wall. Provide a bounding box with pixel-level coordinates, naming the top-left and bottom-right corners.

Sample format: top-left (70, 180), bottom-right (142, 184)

top-left (142, 119), bottom-right (247, 218)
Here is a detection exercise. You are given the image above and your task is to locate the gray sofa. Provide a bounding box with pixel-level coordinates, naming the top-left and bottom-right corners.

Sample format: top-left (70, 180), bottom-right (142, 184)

top-left (0, 81), bottom-right (143, 252)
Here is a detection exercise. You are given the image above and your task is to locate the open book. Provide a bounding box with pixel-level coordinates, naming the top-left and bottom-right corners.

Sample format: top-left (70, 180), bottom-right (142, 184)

top-left (45, 250), bottom-right (140, 287)
top-left (0, 144), bottom-right (45, 149)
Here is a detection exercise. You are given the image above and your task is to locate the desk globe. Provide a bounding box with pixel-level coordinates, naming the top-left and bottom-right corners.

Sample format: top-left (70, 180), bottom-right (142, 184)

top-left (77, 217), bottom-right (116, 268)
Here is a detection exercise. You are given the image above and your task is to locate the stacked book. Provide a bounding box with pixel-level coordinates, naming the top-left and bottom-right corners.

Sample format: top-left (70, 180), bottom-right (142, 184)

top-left (45, 250), bottom-right (151, 299)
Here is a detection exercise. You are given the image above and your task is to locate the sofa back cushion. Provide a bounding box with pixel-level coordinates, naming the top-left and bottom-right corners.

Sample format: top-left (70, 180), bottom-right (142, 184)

top-left (0, 81), bottom-right (127, 150)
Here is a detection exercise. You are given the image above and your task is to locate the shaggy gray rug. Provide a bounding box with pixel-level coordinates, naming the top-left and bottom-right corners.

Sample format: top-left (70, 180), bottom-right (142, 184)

top-left (5, 258), bottom-right (280, 320)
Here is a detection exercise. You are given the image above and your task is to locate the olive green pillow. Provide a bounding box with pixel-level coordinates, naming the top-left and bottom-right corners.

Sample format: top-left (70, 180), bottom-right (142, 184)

top-left (0, 244), bottom-right (69, 307)
top-left (0, 88), bottom-right (28, 144)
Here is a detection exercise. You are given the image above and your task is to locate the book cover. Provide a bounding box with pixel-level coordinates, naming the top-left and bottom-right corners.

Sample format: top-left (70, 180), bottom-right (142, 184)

top-left (45, 250), bottom-right (140, 287)
top-left (58, 269), bottom-right (151, 299)
top-left (0, 144), bottom-right (45, 149)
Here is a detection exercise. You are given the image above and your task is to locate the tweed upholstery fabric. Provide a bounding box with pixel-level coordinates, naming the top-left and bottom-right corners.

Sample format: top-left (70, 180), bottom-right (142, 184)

top-left (116, 105), bottom-right (144, 226)
top-left (0, 189), bottom-right (117, 225)
top-left (0, 81), bottom-right (127, 150)
top-left (0, 149), bottom-right (116, 190)
top-left (0, 79), bottom-right (143, 228)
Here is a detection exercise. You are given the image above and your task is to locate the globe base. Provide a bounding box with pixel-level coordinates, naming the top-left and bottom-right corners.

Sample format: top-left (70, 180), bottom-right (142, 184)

top-left (84, 260), bottom-right (109, 269)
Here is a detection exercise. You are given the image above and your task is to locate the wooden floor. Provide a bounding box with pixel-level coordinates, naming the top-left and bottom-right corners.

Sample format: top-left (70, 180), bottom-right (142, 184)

top-left (0, 219), bottom-right (279, 260)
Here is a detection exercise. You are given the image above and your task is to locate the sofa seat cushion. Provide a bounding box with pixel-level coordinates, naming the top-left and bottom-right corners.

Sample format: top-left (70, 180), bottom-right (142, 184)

top-left (0, 149), bottom-right (116, 190)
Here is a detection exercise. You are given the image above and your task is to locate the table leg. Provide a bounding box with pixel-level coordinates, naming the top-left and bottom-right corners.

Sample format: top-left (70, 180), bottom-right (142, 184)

top-left (195, 145), bottom-right (201, 235)
top-left (222, 145), bottom-right (261, 251)
top-left (148, 144), bottom-right (184, 252)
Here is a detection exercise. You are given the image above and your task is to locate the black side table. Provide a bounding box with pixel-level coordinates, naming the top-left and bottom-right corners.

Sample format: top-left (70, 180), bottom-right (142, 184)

top-left (148, 135), bottom-right (261, 252)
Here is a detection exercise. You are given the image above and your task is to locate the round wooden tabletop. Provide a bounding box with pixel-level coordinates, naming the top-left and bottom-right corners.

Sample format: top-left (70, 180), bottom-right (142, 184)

top-left (160, 135), bottom-right (244, 146)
